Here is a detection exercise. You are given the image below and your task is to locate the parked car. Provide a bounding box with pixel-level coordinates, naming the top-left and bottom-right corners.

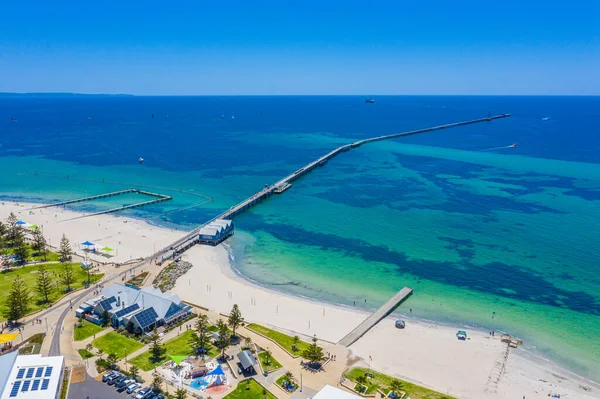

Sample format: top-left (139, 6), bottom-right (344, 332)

top-left (108, 375), bottom-right (126, 386)
top-left (116, 379), bottom-right (133, 390)
top-left (135, 387), bottom-right (151, 399)
top-left (102, 371), bottom-right (117, 382)
top-left (155, 394), bottom-right (165, 399)
top-left (106, 373), bottom-right (122, 385)
top-left (144, 391), bottom-right (157, 399)
top-left (126, 383), bottom-right (141, 394)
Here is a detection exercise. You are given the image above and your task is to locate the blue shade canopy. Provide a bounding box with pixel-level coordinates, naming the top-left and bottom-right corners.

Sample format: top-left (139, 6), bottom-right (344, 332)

top-left (81, 241), bottom-right (95, 246)
top-left (15, 220), bottom-right (26, 225)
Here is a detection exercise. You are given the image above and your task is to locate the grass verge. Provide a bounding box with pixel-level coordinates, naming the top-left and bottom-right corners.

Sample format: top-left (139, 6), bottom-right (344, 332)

top-left (73, 320), bottom-right (105, 341)
top-left (92, 332), bottom-right (144, 359)
top-left (224, 378), bottom-right (276, 399)
top-left (246, 324), bottom-right (309, 355)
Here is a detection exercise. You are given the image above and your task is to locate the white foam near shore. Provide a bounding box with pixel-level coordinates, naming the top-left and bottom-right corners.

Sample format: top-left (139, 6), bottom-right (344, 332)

top-left (1, 200), bottom-right (598, 398)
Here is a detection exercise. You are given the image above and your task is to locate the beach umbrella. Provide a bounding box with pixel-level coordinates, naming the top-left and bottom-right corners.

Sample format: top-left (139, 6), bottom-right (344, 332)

top-left (0, 333), bottom-right (20, 344)
top-left (15, 220), bottom-right (26, 225)
top-left (81, 241), bottom-right (95, 247)
top-left (29, 225), bottom-right (39, 229)
top-left (101, 246), bottom-right (114, 252)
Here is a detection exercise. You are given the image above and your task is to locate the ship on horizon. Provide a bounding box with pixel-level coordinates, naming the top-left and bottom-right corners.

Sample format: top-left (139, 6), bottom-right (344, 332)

top-left (365, 97), bottom-right (375, 103)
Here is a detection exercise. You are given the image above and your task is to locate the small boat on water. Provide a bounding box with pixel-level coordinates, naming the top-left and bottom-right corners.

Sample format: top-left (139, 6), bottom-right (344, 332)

top-left (10, 117), bottom-right (17, 123)
top-left (231, 115), bottom-right (235, 120)
top-left (365, 97), bottom-right (375, 103)
top-left (138, 157), bottom-right (144, 164)
top-left (542, 117), bottom-right (549, 121)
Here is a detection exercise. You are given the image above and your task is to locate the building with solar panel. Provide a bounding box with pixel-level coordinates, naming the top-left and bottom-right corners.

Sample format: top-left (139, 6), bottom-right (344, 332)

top-left (78, 283), bottom-right (192, 334)
top-left (0, 352), bottom-right (64, 399)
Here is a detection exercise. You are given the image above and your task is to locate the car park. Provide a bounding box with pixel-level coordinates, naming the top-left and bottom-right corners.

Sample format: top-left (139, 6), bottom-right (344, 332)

top-left (116, 378), bottom-right (133, 389)
top-left (108, 375), bottom-right (126, 386)
top-left (106, 373), bottom-right (122, 385)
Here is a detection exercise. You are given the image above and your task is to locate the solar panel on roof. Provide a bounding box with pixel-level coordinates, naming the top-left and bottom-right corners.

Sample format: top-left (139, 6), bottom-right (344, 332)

top-left (16, 368), bottom-right (25, 379)
top-left (41, 379), bottom-right (50, 390)
top-left (134, 307), bottom-right (158, 328)
top-left (114, 303), bottom-right (140, 318)
top-left (26, 367), bottom-right (34, 378)
top-left (98, 297), bottom-right (117, 310)
top-left (35, 367), bottom-right (44, 378)
top-left (31, 379), bottom-right (40, 391)
top-left (21, 380), bottom-right (31, 392)
top-left (10, 381), bottom-right (21, 397)
top-left (44, 366), bottom-right (53, 377)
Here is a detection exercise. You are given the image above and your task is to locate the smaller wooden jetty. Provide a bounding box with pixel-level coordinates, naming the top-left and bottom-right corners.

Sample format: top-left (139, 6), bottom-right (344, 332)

top-left (338, 287), bottom-right (413, 347)
top-left (28, 188), bottom-right (172, 221)
top-left (28, 189), bottom-right (138, 209)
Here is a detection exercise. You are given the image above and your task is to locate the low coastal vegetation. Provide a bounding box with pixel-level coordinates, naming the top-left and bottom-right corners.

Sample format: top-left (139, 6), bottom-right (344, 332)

top-left (224, 378), bottom-right (276, 399)
top-left (125, 271), bottom-right (148, 287)
top-left (74, 319), bottom-right (105, 341)
top-left (246, 323), bottom-right (310, 355)
top-left (345, 367), bottom-right (455, 399)
top-left (77, 349), bottom-right (95, 359)
top-left (152, 260), bottom-right (192, 292)
top-left (92, 332), bottom-right (144, 360)
top-left (18, 333), bottom-right (45, 355)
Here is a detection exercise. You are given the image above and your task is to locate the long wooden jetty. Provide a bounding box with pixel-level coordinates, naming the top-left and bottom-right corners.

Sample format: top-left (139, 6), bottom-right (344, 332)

top-left (338, 287), bottom-right (413, 347)
top-left (157, 114), bottom-right (510, 262)
top-left (61, 195), bottom-right (172, 221)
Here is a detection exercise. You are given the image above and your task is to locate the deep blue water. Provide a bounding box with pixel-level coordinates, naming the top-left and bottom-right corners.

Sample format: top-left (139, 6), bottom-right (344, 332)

top-left (1, 96), bottom-right (600, 378)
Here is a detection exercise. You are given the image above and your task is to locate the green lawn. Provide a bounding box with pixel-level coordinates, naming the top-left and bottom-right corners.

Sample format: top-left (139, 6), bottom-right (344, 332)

top-left (0, 262), bottom-right (103, 321)
top-left (73, 320), bottom-right (105, 341)
top-left (224, 378), bottom-right (276, 399)
top-left (258, 352), bottom-right (282, 373)
top-left (92, 332), bottom-right (144, 359)
top-left (246, 324), bottom-right (310, 355)
top-left (345, 367), bottom-right (456, 399)
top-left (128, 330), bottom-right (213, 371)
top-left (78, 349), bottom-right (95, 359)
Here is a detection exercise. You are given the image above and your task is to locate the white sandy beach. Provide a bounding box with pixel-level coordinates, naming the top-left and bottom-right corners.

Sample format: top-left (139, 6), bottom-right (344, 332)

top-left (0, 201), bottom-right (182, 264)
top-left (1, 200), bottom-right (598, 398)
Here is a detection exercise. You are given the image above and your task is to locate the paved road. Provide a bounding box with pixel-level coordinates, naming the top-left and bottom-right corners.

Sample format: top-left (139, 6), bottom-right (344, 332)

top-left (48, 260), bottom-right (151, 356)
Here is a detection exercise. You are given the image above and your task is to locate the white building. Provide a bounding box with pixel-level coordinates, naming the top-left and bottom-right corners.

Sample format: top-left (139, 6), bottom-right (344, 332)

top-left (313, 385), bottom-right (362, 399)
top-left (0, 352), bottom-right (64, 399)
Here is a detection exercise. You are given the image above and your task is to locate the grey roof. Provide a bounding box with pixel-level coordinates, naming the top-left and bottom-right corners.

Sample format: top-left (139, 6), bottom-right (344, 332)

top-left (236, 350), bottom-right (257, 370)
top-left (99, 284), bottom-right (185, 321)
top-left (0, 351), bottom-right (19, 394)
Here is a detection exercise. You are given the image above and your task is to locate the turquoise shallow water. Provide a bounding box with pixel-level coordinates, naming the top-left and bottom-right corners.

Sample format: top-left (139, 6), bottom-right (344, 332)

top-left (1, 95), bottom-right (599, 380)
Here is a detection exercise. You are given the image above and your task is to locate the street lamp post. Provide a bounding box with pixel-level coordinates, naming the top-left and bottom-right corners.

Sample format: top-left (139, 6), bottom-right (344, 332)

top-left (124, 348), bottom-right (128, 372)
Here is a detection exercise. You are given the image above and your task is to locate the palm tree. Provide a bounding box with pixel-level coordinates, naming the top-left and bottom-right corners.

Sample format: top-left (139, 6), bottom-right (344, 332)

top-left (292, 335), bottom-right (300, 352)
top-left (174, 388), bottom-right (187, 399)
top-left (263, 349), bottom-right (272, 366)
top-left (389, 379), bottom-right (403, 396)
top-left (355, 375), bottom-right (368, 392)
top-left (130, 365), bottom-right (139, 381)
top-left (96, 348), bottom-right (104, 360)
top-left (85, 343), bottom-right (93, 353)
top-left (283, 371), bottom-right (294, 384)
top-left (244, 336), bottom-right (252, 349)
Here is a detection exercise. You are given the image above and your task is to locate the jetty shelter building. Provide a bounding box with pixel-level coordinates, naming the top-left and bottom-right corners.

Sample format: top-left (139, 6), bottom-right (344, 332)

top-left (198, 219), bottom-right (234, 245)
top-left (76, 283), bottom-right (192, 334)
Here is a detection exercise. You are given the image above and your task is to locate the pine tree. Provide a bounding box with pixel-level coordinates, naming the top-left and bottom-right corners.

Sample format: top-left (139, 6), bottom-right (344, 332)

top-left (0, 220), bottom-right (6, 238)
top-left (214, 319), bottom-right (231, 359)
top-left (149, 330), bottom-right (166, 362)
top-left (11, 229), bottom-right (28, 265)
top-left (32, 228), bottom-right (48, 261)
top-left (6, 212), bottom-right (19, 244)
top-left (102, 310), bottom-right (111, 327)
top-left (60, 263), bottom-right (76, 292)
top-left (193, 314), bottom-right (210, 353)
top-left (301, 335), bottom-right (324, 365)
top-left (58, 234), bottom-right (72, 262)
top-left (36, 264), bottom-right (54, 303)
top-left (4, 276), bottom-right (31, 321)
top-left (228, 304), bottom-right (243, 337)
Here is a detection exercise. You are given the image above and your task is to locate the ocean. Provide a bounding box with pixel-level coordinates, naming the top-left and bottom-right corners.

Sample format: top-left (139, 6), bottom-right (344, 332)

top-left (1, 95), bottom-right (599, 380)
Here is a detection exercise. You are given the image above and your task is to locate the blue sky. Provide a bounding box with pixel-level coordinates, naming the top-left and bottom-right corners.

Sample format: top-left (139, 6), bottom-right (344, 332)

top-left (1, 1), bottom-right (599, 95)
